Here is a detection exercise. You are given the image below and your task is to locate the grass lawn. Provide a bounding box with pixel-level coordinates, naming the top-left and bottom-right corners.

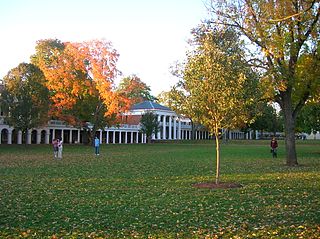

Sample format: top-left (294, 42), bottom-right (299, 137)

top-left (0, 140), bottom-right (319, 238)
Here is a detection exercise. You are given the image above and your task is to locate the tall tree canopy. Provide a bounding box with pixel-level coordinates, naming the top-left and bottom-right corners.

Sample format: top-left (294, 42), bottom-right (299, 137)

top-left (1, 63), bottom-right (50, 141)
top-left (32, 39), bottom-right (124, 143)
top-left (208, 0), bottom-right (320, 165)
top-left (296, 103), bottom-right (320, 135)
top-left (117, 75), bottom-right (156, 107)
top-left (249, 103), bottom-right (284, 135)
top-left (177, 26), bottom-right (256, 184)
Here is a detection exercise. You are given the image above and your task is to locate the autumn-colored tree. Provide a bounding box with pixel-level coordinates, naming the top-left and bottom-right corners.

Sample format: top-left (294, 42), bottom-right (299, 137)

top-left (117, 75), bottom-right (156, 107)
top-left (163, 24), bottom-right (260, 142)
top-left (208, 0), bottom-right (320, 165)
top-left (180, 26), bottom-right (254, 184)
top-left (1, 63), bottom-right (50, 144)
top-left (139, 111), bottom-right (160, 143)
top-left (32, 39), bottom-right (124, 144)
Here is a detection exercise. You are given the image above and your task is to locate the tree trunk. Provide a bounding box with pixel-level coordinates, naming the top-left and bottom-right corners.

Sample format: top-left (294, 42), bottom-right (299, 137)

top-left (282, 94), bottom-right (298, 166)
top-left (215, 133), bottom-right (220, 184)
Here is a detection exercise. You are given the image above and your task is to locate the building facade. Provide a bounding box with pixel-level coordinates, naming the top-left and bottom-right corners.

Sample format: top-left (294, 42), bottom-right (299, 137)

top-left (0, 101), bottom-right (248, 145)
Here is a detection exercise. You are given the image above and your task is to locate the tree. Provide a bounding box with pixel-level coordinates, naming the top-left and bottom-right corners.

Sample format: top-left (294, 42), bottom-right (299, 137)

top-left (32, 39), bottom-right (124, 144)
top-left (1, 63), bottom-right (50, 143)
top-left (208, 0), bottom-right (320, 165)
top-left (296, 103), bottom-right (320, 135)
top-left (139, 112), bottom-right (160, 143)
top-left (157, 86), bottom-right (201, 140)
top-left (249, 103), bottom-right (284, 136)
top-left (117, 75), bottom-right (156, 106)
top-left (180, 26), bottom-right (254, 184)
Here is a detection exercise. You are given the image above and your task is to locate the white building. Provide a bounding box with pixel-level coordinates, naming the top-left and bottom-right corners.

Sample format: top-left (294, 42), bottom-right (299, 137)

top-left (0, 101), bottom-right (247, 145)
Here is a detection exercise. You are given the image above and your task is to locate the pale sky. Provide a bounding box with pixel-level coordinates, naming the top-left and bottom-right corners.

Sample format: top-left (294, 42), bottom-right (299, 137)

top-left (0, 0), bottom-right (209, 95)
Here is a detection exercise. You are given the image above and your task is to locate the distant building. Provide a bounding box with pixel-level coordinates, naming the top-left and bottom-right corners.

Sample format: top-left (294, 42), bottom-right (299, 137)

top-left (0, 100), bottom-right (249, 145)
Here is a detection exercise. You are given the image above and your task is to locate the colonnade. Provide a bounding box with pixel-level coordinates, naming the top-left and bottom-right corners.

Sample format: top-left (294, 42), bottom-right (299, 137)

top-left (156, 114), bottom-right (182, 140)
top-left (0, 128), bottom-right (50, 144)
top-left (0, 127), bottom-right (147, 145)
top-left (0, 115), bottom-right (248, 145)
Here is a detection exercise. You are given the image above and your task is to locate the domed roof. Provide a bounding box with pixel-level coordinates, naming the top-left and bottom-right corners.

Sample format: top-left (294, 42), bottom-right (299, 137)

top-left (130, 101), bottom-right (173, 111)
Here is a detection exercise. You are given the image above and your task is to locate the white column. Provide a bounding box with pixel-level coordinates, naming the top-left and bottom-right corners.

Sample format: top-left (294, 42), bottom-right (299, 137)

top-left (52, 129), bottom-right (56, 140)
top-left (36, 130), bottom-right (41, 144)
top-left (173, 117), bottom-right (177, 140)
top-left (8, 129), bottom-right (13, 144)
top-left (130, 131), bottom-right (133, 143)
top-left (178, 119), bottom-right (181, 140)
top-left (69, 130), bottom-right (73, 144)
top-left (27, 130), bottom-right (32, 144)
top-left (17, 130), bottom-right (22, 144)
top-left (162, 115), bottom-right (166, 139)
top-left (125, 131), bottom-right (128, 144)
top-left (113, 131), bottom-right (116, 144)
top-left (99, 130), bottom-right (103, 143)
top-left (119, 131), bottom-right (122, 144)
top-left (61, 130), bottom-right (64, 142)
top-left (168, 116), bottom-right (172, 140)
top-left (157, 115), bottom-right (161, 139)
top-left (77, 130), bottom-right (80, 143)
top-left (136, 131), bottom-right (139, 143)
top-left (106, 131), bottom-right (109, 144)
top-left (45, 129), bottom-right (50, 144)
top-left (144, 133), bottom-right (147, 143)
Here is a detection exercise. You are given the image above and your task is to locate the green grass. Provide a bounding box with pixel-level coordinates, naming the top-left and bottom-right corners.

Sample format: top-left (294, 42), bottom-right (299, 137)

top-left (0, 140), bottom-right (319, 238)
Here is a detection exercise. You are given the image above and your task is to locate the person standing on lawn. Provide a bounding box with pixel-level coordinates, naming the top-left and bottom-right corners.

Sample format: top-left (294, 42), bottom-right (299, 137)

top-left (52, 138), bottom-right (58, 159)
top-left (270, 137), bottom-right (278, 158)
top-left (57, 138), bottom-right (63, 159)
top-left (94, 136), bottom-right (100, 156)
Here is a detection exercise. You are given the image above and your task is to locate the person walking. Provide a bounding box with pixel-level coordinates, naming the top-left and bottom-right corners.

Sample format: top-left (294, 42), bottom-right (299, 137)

top-left (94, 136), bottom-right (100, 156)
top-left (52, 138), bottom-right (58, 159)
top-left (270, 137), bottom-right (278, 158)
top-left (57, 139), bottom-right (63, 159)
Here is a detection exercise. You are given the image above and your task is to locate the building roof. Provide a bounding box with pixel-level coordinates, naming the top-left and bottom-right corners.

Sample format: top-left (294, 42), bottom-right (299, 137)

top-left (130, 101), bottom-right (173, 112)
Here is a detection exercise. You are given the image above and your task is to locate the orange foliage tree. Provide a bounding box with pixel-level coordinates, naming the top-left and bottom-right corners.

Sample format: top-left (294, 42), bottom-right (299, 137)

top-left (32, 39), bottom-right (130, 144)
top-left (117, 74), bottom-right (156, 107)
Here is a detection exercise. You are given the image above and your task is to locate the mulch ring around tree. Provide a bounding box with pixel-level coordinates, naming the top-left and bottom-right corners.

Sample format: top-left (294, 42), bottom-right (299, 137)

top-left (192, 182), bottom-right (243, 189)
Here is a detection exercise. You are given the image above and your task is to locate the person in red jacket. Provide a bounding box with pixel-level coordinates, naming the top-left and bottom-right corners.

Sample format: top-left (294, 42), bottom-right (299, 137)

top-left (270, 137), bottom-right (278, 158)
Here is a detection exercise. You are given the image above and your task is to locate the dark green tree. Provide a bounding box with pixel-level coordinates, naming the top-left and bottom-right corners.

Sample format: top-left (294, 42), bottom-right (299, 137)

top-left (139, 112), bottom-right (160, 143)
top-left (1, 63), bottom-right (50, 143)
top-left (296, 103), bottom-right (320, 136)
top-left (249, 103), bottom-right (283, 137)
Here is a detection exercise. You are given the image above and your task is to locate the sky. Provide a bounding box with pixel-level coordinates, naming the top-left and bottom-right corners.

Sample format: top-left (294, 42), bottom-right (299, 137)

top-left (0, 0), bottom-right (209, 95)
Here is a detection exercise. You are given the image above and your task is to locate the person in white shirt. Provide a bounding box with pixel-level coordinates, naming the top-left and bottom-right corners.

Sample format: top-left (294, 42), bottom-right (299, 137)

top-left (57, 139), bottom-right (63, 159)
